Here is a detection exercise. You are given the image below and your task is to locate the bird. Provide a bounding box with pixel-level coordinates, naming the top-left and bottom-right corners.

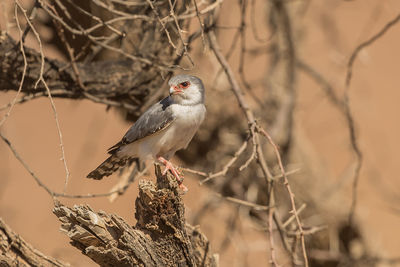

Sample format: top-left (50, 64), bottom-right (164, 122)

top-left (87, 74), bottom-right (206, 192)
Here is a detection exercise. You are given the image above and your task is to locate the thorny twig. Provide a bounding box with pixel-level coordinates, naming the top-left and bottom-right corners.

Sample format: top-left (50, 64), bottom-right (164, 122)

top-left (268, 180), bottom-right (279, 266)
top-left (207, 29), bottom-right (308, 266)
top-left (207, 28), bottom-right (284, 265)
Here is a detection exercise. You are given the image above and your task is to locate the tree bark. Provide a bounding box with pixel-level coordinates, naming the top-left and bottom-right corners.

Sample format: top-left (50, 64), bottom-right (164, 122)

top-left (0, 218), bottom-right (67, 267)
top-left (53, 165), bottom-right (218, 267)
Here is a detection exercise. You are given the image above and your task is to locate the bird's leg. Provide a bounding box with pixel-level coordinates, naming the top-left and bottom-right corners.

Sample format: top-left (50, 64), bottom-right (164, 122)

top-left (157, 156), bottom-right (188, 192)
top-left (158, 157), bottom-right (181, 180)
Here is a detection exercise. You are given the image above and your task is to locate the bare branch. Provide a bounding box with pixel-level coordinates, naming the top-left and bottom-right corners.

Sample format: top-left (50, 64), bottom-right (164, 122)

top-left (0, 218), bottom-right (67, 266)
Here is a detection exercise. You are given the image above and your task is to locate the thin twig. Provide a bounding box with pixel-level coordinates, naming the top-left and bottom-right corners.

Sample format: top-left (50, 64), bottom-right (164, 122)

top-left (192, 0), bottom-right (206, 49)
top-left (268, 182), bottom-right (280, 266)
top-left (214, 193), bottom-right (271, 211)
top-left (184, 165), bottom-right (300, 180)
top-left (146, 0), bottom-right (177, 50)
top-left (282, 203), bottom-right (306, 228)
top-left (57, 0), bottom-right (124, 36)
top-left (15, 0), bottom-right (71, 192)
top-left (49, 4), bottom-right (86, 92)
top-left (345, 13), bottom-right (400, 90)
top-left (38, 0), bottom-right (176, 71)
top-left (168, 0), bottom-right (194, 67)
top-left (250, 0), bottom-right (272, 43)
top-left (345, 12), bottom-right (400, 225)
top-left (0, 132), bottom-right (147, 199)
top-left (257, 125), bottom-right (308, 266)
top-left (296, 59), bottom-right (343, 110)
top-left (238, 0), bottom-right (264, 109)
top-left (286, 225), bottom-right (327, 237)
top-left (0, 5), bottom-right (27, 128)
top-left (199, 139), bottom-right (249, 184)
top-left (207, 28), bottom-right (308, 265)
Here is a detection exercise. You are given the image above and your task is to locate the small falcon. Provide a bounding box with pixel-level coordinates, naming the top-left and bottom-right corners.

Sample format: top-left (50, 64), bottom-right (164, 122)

top-left (87, 74), bottom-right (206, 192)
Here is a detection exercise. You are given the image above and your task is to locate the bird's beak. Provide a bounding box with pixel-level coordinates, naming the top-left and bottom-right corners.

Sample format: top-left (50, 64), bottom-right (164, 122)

top-left (169, 86), bottom-right (183, 96)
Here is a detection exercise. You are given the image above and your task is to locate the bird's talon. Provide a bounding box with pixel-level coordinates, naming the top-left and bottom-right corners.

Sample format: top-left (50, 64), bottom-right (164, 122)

top-left (179, 183), bottom-right (188, 193)
top-left (158, 156), bottom-right (189, 193)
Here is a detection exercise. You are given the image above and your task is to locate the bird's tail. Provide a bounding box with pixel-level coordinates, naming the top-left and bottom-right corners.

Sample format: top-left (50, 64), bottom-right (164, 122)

top-left (87, 155), bottom-right (128, 180)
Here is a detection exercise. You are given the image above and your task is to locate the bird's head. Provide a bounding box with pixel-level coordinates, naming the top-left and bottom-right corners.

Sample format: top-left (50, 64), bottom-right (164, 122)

top-left (168, 74), bottom-right (205, 105)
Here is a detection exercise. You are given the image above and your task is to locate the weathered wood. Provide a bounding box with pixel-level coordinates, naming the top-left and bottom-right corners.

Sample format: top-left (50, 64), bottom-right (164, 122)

top-left (53, 165), bottom-right (218, 267)
top-left (0, 218), bottom-right (67, 267)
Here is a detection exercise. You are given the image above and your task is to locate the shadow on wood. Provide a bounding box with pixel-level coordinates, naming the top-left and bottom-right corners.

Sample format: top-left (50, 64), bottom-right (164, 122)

top-left (53, 164), bottom-right (218, 267)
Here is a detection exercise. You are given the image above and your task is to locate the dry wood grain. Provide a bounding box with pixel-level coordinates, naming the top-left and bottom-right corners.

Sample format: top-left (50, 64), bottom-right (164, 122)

top-left (53, 164), bottom-right (218, 267)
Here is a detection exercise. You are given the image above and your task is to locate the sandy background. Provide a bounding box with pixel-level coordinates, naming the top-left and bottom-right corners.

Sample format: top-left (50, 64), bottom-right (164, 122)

top-left (1, 1), bottom-right (400, 266)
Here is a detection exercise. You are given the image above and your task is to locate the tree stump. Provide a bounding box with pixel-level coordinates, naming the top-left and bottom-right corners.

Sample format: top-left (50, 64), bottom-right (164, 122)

top-left (53, 164), bottom-right (218, 267)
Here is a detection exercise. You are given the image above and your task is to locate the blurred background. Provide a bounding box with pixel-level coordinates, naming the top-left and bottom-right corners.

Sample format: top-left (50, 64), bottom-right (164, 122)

top-left (1, 0), bottom-right (400, 266)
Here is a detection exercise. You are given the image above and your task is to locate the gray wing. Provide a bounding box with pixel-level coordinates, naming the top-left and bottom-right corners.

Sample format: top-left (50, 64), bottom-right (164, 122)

top-left (108, 97), bottom-right (175, 154)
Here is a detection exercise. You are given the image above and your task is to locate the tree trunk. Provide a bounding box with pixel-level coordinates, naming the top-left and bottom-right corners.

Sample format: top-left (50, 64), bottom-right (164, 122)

top-left (53, 165), bottom-right (218, 267)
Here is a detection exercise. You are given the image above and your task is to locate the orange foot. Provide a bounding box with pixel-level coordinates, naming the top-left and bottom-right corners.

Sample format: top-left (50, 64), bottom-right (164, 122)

top-left (157, 156), bottom-right (188, 193)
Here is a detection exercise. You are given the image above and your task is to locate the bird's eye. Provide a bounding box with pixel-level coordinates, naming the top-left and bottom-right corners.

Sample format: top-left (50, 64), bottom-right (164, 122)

top-left (179, 81), bottom-right (190, 89)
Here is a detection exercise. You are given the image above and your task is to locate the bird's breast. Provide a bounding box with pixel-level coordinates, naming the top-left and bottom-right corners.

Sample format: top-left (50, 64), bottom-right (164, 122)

top-left (156, 103), bottom-right (206, 156)
top-left (173, 103), bottom-right (206, 128)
